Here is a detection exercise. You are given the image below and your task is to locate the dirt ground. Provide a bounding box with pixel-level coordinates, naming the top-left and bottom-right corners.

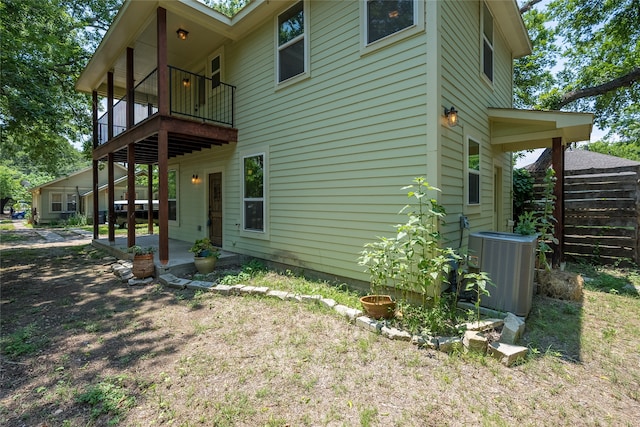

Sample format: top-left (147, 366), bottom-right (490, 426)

top-left (1, 223), bottom-right (639, 426)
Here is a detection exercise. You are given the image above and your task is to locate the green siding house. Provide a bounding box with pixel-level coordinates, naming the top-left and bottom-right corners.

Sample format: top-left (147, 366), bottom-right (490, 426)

top-left (76, 0), bottom-right (592, 282)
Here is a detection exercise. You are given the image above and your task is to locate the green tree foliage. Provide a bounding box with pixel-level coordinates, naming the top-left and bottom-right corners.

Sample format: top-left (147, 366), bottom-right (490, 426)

top-left (202, 0), bottom-right (249, 17)
top-left (516, 0), bottom-right (639, 140)
top-left (0, 0), bottom-right (121, 175)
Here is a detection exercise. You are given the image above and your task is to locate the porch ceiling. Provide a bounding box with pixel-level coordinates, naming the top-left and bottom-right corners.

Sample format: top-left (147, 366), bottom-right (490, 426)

top-left (93, 115), bottom-right (237, 165)
top-left (488, 108), bottom-right (594, 152)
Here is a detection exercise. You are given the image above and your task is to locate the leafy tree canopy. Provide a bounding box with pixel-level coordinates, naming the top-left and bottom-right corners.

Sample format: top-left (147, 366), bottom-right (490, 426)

top-left (516, 0), bottom-right (639, 143)
top-left (0, 0), bottom-right (121, 175)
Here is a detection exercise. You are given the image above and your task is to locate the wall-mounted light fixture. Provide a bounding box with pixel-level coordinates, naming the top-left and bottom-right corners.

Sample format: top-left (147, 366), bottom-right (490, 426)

top-left (176, 28), bottom-right (189, 40)
top-left (191, 174), bottom-right (199, 184)
top-left (444, 106), bottom-right (459, 127)
top-left (182, 78), bottom-right (190, 87)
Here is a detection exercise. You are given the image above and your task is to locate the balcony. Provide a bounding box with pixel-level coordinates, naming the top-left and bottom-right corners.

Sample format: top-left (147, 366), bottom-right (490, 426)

top-left (94, 66), bottom-right (237, 164)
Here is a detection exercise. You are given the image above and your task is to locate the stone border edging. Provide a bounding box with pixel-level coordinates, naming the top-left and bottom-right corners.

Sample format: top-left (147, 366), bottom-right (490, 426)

top-left (107, 258), bottom-right (528, 367)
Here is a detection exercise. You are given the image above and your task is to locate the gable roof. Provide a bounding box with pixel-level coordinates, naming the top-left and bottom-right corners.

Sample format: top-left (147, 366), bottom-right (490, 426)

top-left (525, 148), bottom-right (640, 173)
top-left (30, 164), bottom-right (128, 192)
top-left (77, 0), bottom-right (531, 95)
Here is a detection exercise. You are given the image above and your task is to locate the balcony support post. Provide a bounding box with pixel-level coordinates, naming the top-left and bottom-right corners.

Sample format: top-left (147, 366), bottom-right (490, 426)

top-left (552, 137), bottom-right (564, 267)
top-left (126, 47), bottom-right (134, 129)
top-left (92, 90), bottom-right (99, 239)
top-left (127, 143), bottom-right (136, 248)
top-left (147, 164), bottom-right (154, 234)
top-left (107, 72), bottom-right (115, 243)
top-left (157, 6), bottom-right (169, 264)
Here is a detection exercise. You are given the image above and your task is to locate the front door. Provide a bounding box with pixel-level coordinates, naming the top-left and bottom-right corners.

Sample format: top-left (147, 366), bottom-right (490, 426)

top-left (209, 172), bottom-right (222, 246)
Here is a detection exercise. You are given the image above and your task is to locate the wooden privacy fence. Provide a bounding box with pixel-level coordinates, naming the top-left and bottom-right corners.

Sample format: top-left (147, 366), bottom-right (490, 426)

top-left (530, 165), bottom-right (640, 266)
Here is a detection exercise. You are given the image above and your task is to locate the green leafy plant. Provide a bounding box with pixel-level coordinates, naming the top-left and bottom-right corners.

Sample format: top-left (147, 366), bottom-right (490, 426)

top-left (513, 167), bottom-right (534, 220)
top-left (189, 238), bottom-right (220, 258)
top-left (358, 177), bottom-right (451, 304)
top-left (127, 245), bottom-right (156, 256)
top-left (463, 271), bottom-right (494, 325)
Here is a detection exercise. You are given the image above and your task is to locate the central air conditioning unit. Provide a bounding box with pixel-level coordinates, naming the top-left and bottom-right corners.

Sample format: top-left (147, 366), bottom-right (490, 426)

top-left (467, 231), bottom-right (537, 316)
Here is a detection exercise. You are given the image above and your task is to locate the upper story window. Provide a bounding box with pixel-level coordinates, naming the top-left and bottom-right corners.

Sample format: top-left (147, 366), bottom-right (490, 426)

top-left (366, 0), bottom-right (415, 44)
top-left (210, 55), bottom-right (221, 88)
top-left (277, 1), bottom-right (307, 83)
top-left (467, 138), bottom-right (481, 205)
top-left (482, 2), bottom-right (494, 82)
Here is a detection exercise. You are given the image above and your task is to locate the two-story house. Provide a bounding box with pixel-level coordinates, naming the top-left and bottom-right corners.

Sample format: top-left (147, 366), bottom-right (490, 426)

top-left (76, 0), bottom-right (592, 282)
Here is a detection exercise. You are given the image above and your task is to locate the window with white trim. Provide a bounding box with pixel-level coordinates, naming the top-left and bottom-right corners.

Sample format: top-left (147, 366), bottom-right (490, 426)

top-left (366, 0), bottom-right (416, 44)
top-left (243, 154), bottom-right (265, 232)
top-left (51, 193), bottom-right (62, 212)
top-left (467, 138), bottom-right (481, 205)
top-left (66, 194), bottom-right (77, 212)
top-left (482, 2), bottom-right (494, 82)
top-left (277, 1), bottom-right (306, 83)
top-left (210, 55), bottom-right (221, 88)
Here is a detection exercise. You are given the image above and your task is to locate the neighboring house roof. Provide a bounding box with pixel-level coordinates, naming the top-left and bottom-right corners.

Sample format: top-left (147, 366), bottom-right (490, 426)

top-left (524, 148), bottom-right (640, 173)
top-left (30, 164), bottom-right (128, 193)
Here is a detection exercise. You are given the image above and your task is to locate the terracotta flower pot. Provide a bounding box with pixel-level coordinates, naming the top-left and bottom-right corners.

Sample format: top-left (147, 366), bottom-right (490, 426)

top-left (132, 253), bottom-right (154, 279)
top-left (360, 295), bottom-right (396, 320)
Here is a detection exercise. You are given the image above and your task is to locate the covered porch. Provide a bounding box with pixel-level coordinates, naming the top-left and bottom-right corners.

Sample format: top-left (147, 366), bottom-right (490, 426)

top-left (76, 3), bottom-right (239, 264)
top-left (93, 234), bottom-right (242, 278)
top-left (488, 108), bottom-right (594, 265)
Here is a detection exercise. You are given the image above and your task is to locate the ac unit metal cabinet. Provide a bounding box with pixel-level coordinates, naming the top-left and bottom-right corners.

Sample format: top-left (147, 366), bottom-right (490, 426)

top-left (468, 232), bottom-right (537, 316)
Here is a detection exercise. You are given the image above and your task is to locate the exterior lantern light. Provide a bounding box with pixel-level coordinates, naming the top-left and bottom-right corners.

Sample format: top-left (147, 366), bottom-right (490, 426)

top-left (176, 28), bottom-right (189, 40)
top-left (191, 174), bottom-right (199, 184)
top-left (444, 106), bottom-right (459, 127)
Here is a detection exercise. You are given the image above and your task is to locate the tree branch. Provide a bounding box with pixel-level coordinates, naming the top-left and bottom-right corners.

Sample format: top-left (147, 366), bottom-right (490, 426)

top-left (556, 67), bottom-right (640, 109)
top-left (519, 0), bottom-right (544, 14)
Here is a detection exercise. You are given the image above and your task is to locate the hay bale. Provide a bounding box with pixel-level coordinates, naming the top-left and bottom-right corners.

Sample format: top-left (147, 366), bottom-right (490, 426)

top-left (537, 269), bottom-right (583, 301)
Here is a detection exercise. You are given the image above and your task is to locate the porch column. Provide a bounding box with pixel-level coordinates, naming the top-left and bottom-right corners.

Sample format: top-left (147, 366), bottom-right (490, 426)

top-left (127, 144), bottom-right (136, 248)
top-left (551, 137), bottom-right (564, 266)
top-left (92, 90), bottom-right (99, 239)
top-left (147, 164), bottom-right (154, 234)
top-left (158, 129), bottom-right (169, 264)
top-left (157, 7), bottom-right (168, 116)
top-left (157, 6), bottom-right (169, 264)
top-left (126, 47), bottom-right (136, 248)
top-left (107, 71), bottom-right (115, 243)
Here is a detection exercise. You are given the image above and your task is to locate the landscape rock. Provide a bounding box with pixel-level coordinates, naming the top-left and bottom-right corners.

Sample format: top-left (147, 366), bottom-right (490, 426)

top-left (381, 326), bottom-right (412, 341)
top-left (186, 280), bottom-right (215, 290)
top-left (128, 277), bottom-right (154, 286)
top-left (500, 312), bottom-right (526, 345)
top-left (266, 290), bottom-right (289, 300)
top-left (438, 336), bottom-right (462, 353)
top-left (212, 284), bottom-right (233, 295)
top-left (488, 342), bottom-right (528, 366)
top-left (356, 316), bottom-right (381, 332)
top-left (461, 318), bottom-right (504, 332)
top-left (333, 304), bottom-right (362, 322)
top-left (463, 330), bottom-right (488, 354)
top-left (320, 298), bottom-right (337, 308)
top-left (159, 274), bottom-right (190, 289)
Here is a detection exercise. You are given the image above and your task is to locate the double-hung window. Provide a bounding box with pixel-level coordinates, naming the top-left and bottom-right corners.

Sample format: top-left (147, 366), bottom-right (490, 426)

top-left (51, 193), bottom-right (62, 212)
top-left (243, 154), bottom-right (265, 232)
top-left (366, 0), bottom-right (415, 44)
top-left (66, 194), bottom-right (77, 212)
top-left (277, 1), bottom-right (307, 83)
top-left (168, 169), bottom-right (177, 221)
top-left (467, 138), bottom-right (481, 205)
top-left (482, 2), bottom-right (494, 82)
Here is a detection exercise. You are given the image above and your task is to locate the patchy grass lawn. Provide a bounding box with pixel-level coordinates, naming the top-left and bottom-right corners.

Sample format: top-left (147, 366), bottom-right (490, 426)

top-left (1, 234), bottom-right (639, 426)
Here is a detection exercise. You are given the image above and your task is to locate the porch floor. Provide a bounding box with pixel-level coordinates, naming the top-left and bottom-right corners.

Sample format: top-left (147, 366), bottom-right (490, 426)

top-left (92, 234), bottom-right (242, 278)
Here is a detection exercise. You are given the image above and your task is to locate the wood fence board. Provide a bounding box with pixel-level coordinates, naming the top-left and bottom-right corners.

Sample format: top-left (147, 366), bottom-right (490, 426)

top-left (527, 165), bottom-right (640, 265)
